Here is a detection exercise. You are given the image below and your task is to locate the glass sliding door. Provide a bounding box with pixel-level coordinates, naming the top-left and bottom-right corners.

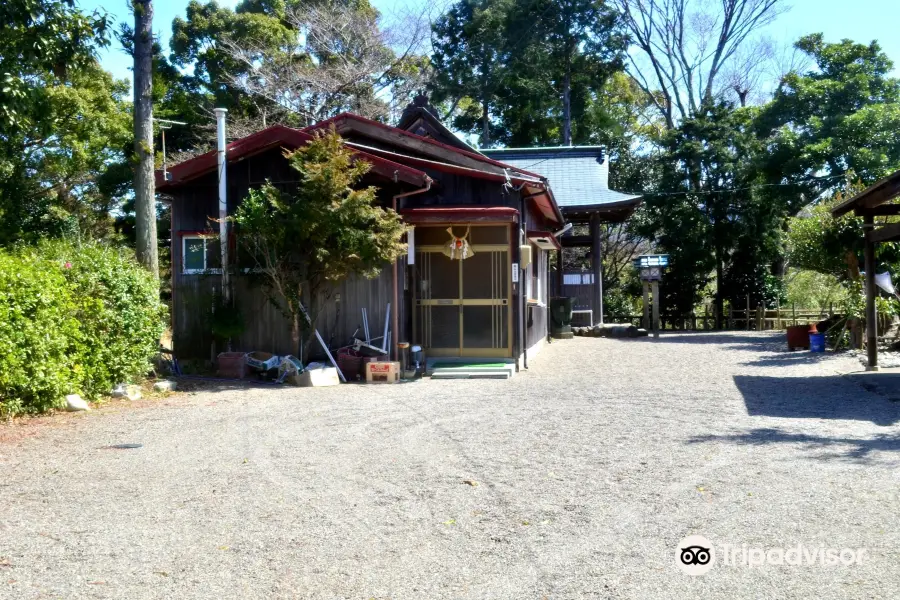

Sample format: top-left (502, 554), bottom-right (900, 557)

top-left (414, 224), bottom-right (511, 357)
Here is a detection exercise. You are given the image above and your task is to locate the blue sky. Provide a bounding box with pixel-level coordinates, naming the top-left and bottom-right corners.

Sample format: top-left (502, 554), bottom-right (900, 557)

top-left (82, 0), bottom-right (900, 89)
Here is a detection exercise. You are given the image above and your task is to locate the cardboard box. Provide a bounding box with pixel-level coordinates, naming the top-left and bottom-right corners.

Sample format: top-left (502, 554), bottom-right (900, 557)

top-left (290, 366), bottom-right (340, 387)
top-left (365, 361), bottom-right (400, 384)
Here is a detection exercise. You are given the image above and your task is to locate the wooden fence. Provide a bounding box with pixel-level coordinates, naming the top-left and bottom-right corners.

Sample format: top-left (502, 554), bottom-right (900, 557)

top-left (605, 301), bottom-right (834, 331)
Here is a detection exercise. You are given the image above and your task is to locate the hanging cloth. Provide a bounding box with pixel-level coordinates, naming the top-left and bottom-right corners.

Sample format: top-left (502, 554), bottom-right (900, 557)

top-left (442, 226), bottom-right (475, 260)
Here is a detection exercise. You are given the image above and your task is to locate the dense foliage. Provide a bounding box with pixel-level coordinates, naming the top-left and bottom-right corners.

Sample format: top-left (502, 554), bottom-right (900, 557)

top-left (431, 0), bottom-right (626, 146)
top-left (0, 241), bottom-right (166, 416)
top-left (4, 0), bottom-right (900, 372)
top-left (233, 129), bottom-right (407, 359)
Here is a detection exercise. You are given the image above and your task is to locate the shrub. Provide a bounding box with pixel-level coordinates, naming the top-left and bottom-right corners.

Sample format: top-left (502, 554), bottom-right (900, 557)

top-left (0, 240), bottom-right (166, 416)
top-left (0, 252), bottom-right (81, 415)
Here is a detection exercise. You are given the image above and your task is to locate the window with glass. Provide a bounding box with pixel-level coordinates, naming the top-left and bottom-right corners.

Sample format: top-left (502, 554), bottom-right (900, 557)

top-left (182, 235), bottom-right (222, 274)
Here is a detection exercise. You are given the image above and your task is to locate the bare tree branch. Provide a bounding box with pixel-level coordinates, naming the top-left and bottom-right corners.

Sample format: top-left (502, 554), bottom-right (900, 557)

top-left (219, 3), bottom-right (432, 124)
top-left (614, 0), bottom-right (787, 125)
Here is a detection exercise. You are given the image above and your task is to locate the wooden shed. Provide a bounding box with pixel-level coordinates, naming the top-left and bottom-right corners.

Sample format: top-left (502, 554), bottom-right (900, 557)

top-left (156, 108), bottom-right (565, 371)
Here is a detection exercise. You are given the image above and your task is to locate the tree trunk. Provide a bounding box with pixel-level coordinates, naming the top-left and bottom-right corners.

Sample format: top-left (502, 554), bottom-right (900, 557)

top-left (715, 246), bottom-right (724, 329)
top-left (292, 313), bottom-right (302, 361)
top-left (481, 100), bottom-right (490, 147)
top-left (562, 43), bottom-right (572, 146)
top-left (133, 0), bottom-right (158, 278)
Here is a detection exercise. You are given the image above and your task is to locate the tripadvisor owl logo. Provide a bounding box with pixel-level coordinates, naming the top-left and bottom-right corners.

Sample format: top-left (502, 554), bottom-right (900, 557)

top-left (677, 535), bottom-right (715, 576)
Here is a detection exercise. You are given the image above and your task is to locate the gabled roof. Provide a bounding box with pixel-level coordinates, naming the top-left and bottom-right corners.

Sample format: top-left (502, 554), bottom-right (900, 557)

top-left (156, 124), bottom-right (432, 191)
top-left (156, 115), bottom-right (564, 225)
top-left (481, 146), bottom-right (642, 220)
top-left (304, 113), bottom-right (563, 225)
top-left (303, 113), bottom-right (544, 180)
top-left (397, 100), bottom-right (475, 153)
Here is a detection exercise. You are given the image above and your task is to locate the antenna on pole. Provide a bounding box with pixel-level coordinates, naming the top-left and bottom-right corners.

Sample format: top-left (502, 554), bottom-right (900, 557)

top-left (153, 118), bottom-right (187, 181)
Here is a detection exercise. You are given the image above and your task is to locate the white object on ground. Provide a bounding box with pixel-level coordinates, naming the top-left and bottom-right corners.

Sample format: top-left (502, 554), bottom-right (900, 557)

top-left (291, 365), bottom-right (340, 387)
top-left (153, 380), bottom-right (177, 393)
top-left (111, 384), bottom-right (142, 401)
top-left (65, 394), bottom-right (90, 412)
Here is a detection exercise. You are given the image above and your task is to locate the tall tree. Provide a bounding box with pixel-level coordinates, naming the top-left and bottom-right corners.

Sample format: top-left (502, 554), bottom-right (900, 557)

top-left (133, 0), bottom-right (158, 277)
top-left (614, 0), bottom-right (785, 128)
top-left (430, 0), bottom-right (511, 146)
top-left (504, 0), bottom-right (625, 145)
top-left (431, 0), bottom-right (626, 146)
top-left (640, 104), bottom-right (776, 318)
top-left (214, 1), bottom-right (430, 126)
top-left (757, 34), bottom-right (900, 212)
top-left (0, 0), bottom-right (136, 245)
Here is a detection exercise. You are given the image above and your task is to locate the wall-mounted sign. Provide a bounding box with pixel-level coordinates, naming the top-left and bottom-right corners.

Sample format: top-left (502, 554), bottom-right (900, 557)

top-left (512, 263), bottom-right (519, 283)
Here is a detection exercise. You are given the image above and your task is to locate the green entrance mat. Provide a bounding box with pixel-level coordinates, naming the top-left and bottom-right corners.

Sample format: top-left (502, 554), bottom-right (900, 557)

top-left (431, 362), bottom-right (508, 370)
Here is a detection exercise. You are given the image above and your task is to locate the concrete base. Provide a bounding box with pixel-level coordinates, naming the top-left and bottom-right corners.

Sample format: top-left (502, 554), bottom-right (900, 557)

top-left (551, 332), bottom-right (574, 340)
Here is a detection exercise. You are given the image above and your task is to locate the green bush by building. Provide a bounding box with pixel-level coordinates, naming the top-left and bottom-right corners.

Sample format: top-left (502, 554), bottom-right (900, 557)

top-left (0, 241), bottom-right (166, 416)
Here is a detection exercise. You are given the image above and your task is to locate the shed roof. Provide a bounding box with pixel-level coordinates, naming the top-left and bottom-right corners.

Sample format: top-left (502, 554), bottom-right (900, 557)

top-left (155, 124), bottom-right (431, 191)
top-left (831, 168), bottom-right (900, 217)
top-left (480, 147), bottom-right (642, 218)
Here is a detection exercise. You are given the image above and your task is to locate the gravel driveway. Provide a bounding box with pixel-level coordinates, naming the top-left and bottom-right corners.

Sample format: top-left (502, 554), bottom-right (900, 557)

top-left (2, 332), bottom-right (899, 599)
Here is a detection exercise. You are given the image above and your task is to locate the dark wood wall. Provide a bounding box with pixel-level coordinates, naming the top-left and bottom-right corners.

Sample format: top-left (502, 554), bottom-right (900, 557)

top-left (168, 148), bottom-right (401, 359)
top-left (167, 142), bottom-right (557, 362)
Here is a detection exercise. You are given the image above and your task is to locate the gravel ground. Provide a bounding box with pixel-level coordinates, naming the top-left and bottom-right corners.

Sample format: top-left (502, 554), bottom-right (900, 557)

top-left (2, 331), bottom-right (900, 599)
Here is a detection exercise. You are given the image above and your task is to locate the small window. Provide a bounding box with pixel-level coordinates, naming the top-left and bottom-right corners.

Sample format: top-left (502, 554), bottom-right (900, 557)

top-left (182, 235), bottom-right (222, 274)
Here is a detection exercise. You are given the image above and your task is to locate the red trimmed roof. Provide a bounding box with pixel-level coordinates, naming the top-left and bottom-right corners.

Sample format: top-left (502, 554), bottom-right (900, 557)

top-left (304, 113), bottom-right (546, 179)
top-left (156, 124), bottom-right (431, 191)
top-left (344, 141), bottom-right (542, 186)
top-left (399, 206), bottom-right (519, 224)
top-left (527, 230), bottom-right (561, 250)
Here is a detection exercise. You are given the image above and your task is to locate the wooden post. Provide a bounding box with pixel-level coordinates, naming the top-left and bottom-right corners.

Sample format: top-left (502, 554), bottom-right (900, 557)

top-left (864, 215), bottom-right (878, 370)
top-left (792, 302), bottom-right (796, 326)
top-left (590, 214), bottom-right (603, 324)
top-left (776, 300), bottom-right (781, 330)
top-left (642, 281), bottom-right (650, 330)
top-left (746, 295), bottom-right (751, 330)
top-left (651, 280), bottom-right (660, 338)
top-left (704, 305), bottom-right (710, 331)
top-left (555, 248), bottom-right (564, 296)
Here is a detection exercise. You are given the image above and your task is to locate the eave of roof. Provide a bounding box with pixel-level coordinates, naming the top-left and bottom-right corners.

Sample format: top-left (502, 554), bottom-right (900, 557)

top-left (832, 168), bottom-right (900, 217)
top-left (345, 140), bottom-right (563, 225)
top-left (305, 113), bottom-right (545, 179)
top-left (156, 124), bottom-right (431, 191)
top-left (399, 206), bottom-right (519, 224)
top-left (481, 148), bottom-right (642, 213)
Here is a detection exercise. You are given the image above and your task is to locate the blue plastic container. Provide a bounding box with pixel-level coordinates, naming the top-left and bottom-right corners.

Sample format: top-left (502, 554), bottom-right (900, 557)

top-left (809, 332), bottom-right (826, 352)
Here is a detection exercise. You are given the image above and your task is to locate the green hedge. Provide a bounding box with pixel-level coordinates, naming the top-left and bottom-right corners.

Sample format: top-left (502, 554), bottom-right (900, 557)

top-left (0, 241), bottom-right (166, 416)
